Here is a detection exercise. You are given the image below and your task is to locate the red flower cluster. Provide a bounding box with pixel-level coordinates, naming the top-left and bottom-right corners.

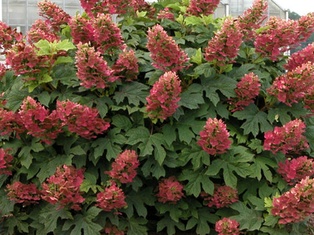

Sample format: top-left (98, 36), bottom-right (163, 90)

top-left (96, 181), bottom-right (127, 212)
top-left (56, 100), bottom-right (110, 139)
top-left (92, 14), bottom-right (125, 54)
top-left (254, 17), bottom-right (298, 61)
top-left (297, 13), bottom-right (314, 42)
top-left (79, 0), bottom-right (98, 15)
top-left (75, 43), bottom-right (116, 89)
top-left (113, 49), bottom-right (139, 81)
top-left (0, 148), bottom-right (13, 175)
top-left (69, 14), bottom-right (94, 45)
top-left (6, 42), bottom-right (50, 79)
top-left (198, 118), bottom-right (231, 155)
top-left (284, 43), bottom-right (314, 71)
top-left (146, 71), bottom-right (182, 121)
top-left (0, 21), bottom-right (22, 51)
top-left (157, 8), bottom-right (175, 21)
top-left (27, 19), bottom-right (60, 44)
top-left (6, 182), bottom-right (41, 206)
top-left (38, 0), bottom-right (71, 31)
top-left (215, 218), bottom-right (240, 235)
top-left (304, 89), bottom-right (314, 113)
top-left (272, 177), bottom-right (314, 224)
top-left (267, 62), bottom-right (314, 106)
top-left (147, 24), bottom-right (189, 72)
top-left (106, 150), bottom-right (140, 184)
top-left (41, 165), bottom-right (85, 211)
top-left (156, 176), bottom-right (184, 204)
top-left (187, 0), bottom-right (220, 16)
top-left (263, 119), bottom-right (309, 154)
top-left (237, 0), bottom-right (268, 40)
top-left (201, 185), bottom-right (238, 208)
top-left (229, 72), bottom-right (261, 112)
top-left (19, 97), bottom-right (63, 144)
top-left (277, 156), bottom-right (314, 185)
top-left (0, 108), bottom-right (25, 137)
top-left (204, 18), bottom-right (243, 66)
top-left (103, 222), bottom-right (125, 235)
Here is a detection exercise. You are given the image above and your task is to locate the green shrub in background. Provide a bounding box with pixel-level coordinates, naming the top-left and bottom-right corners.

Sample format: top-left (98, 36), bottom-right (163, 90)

top-left (1, 0), bottom-right (314, 234)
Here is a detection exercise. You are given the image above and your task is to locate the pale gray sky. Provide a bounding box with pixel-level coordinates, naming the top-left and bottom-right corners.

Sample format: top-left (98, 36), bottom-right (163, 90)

top-left (275, 0), bottom-right (314, 15)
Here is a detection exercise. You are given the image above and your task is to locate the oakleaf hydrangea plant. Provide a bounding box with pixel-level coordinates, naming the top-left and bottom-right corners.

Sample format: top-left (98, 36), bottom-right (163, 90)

top-left (0, 0), bottom-right (314, 234)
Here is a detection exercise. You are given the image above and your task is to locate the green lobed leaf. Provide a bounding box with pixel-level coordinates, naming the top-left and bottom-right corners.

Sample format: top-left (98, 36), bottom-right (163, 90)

top-left (196, 208), bottom-right (218, 235)
top-left (123, 187), bottom-right (155, 218)
top-left (233, 104), bottom-right (272, 137)
top-left (63, 207), bottom-right (102, 235)
top-left (38, 204), bottom-right (73, 234)
top-left (230, 202), bottom-right (263, 231)
top-left (250, 156), bottom-right (277, 182)
top-left (179, 168), bottom-right (214, 197)
top-left (201, 75), bottom-right (237, 106)
top-left (126, 217), bottom-right (148, 235)
top-left (179, 83), bottom-right (205, 109)
top-left (5, 213), bottom-right (29, 234)
top-left (113, 81), bottom-right (149, 106)
top-left (55, 39), bottom-right (76, 51)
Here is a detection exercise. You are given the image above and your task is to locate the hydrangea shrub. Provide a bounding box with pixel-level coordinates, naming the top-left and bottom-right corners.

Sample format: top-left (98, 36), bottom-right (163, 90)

top-left (1, 0), bottom-right (314, 234)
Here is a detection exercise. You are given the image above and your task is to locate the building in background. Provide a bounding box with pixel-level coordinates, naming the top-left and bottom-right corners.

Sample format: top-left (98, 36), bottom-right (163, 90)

top-left (0, 0), bottom-right (287, 34)
top-left (1, 0), bottom-right (82, 34)
top-left (215, 0), bottom-right (288, 19)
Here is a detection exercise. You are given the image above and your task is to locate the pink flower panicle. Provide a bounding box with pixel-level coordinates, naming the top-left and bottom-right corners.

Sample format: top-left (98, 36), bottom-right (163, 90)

top-left (237, 0), bottom-right (268, 40)
top-left (69, 14), bottom-right (95, 45)
top-left (27, 19), bottom-right (60, 44)
top-left (204, 18), bottom-right (243, 66)
top-left (75, 43), bottom-right (117, 89)
top-left (157, 8), bottom-right (175, 21)
top-left (198, 118), bottom-right (231, 155)
top-left (112, 49), bottom-right (139, 81)
top-left (156, 176), bottom-right (184, 204)
top-left (0, 148), bottom-right (13, 176)
top-left (92, 14), bottom-right (125, 54)
top-left (254, 17), bottom-right (298, 61)
top-left (96, 181), bottom-right (127, 212)
top-left (278, 156), bottom-right (314, 185)
top-left (229, 72), bottom-right (261, 111)
top-left (297, 13), bottom-right (314, 43)
top-left (6, 182), bottom-right (41, 206)
top-left (201, 185), bottom-right (238, 208)
top-left (41, 165), bottom-right (85, 211)
top-left (272, 177), bottom-right (314, 224)
top-left (267, 62), bottom-right (314, 106)
top-left (5, 42), bottom-right (50, 79)
top-left (215, 218), bottom-right (240, 235)
top-left (187, 0), bottom-right (220, 16)
top-left (147, 24), bottom-right (189, 72)
top-left (100, 0), bottom-right (134, 15)
top-left (18, 97), bottom-right (63, 144)
top-left (56, 100), bottom-right (110, 139)
top-left (38, 0), bottom-right (71, 31)
top-left (284, 43), bottom-right (314, 71)
top-left (106, 150), bottom-right (140, 184)
top-left (0, 108), bottom-right (25, 137)
top-left (263, 119), bottom-right (309, 154)
top-left (0, 21), bottom-right (23, 51)
top-left (80, 0), bottom-right (99, 15)
top-left (146, 71), bottom-right (182, 121)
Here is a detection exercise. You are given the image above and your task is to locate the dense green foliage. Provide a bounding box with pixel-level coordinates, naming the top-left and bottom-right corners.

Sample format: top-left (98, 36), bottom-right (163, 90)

top-left (1, 0), bottom-right (314, 234)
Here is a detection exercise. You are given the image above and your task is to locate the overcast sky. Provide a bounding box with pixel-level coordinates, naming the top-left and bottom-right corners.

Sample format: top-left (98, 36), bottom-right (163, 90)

top-left (274, 0), bottom-right (314, 15)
